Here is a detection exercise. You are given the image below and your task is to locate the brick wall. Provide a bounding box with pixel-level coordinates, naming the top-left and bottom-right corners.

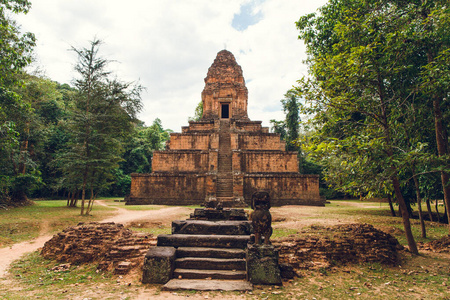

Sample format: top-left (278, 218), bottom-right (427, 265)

top-left (243, 174), bottom-right (323, 206)
top-left (232, 151), bottom-right (299, 173)
top-left (182, 121), bottom-right (215, 133)
top-left (233, 121), bottom-right (262, 132)
top-left (236, 133), bottom-right (285, 150)
top-left (168, 133), bottom-right (211, 150)
top-left (128, 173), bottom-right (209, 205)
top-left (152, 151), bottom-right (211, 172)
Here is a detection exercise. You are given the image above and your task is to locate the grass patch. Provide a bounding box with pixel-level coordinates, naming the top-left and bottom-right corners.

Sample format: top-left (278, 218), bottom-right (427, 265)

top-left (0, 200), bottom-right (116, 247)
top-left (100, 199), bottom-right (167, 211)
top-left (1, 251), bottom-right (135, 299)
top-left (130, 226), bottom-right (171, 236)
top-left (272, 228), bottom-right (298, 239)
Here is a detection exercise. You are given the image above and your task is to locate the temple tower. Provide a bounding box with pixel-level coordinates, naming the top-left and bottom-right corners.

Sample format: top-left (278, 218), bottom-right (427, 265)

top-left (128, 50), bottom-right (324, 207)
top-left (201, 50), bottom-right (249, 121)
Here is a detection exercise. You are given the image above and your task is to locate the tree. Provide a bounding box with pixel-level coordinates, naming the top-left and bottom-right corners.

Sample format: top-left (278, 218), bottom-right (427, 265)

top-left (0, 0), bottom-right (36, 205)
top-left (292, 0), bottom-right (450, 254)
top-left (0, 0), bottom-right (35, 87)
top-left (188, 101), bottom-right (203, 122)
top-left (282, 93), bottom-right (300, 152)
top-left (56, 39), bottom-right (143, 215)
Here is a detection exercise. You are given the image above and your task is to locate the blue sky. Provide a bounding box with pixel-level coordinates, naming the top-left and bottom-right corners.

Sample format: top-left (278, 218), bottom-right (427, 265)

top-left (16, 0), bottom-right (328, 131)
top-left (232, 0), bottom-right (264, 31)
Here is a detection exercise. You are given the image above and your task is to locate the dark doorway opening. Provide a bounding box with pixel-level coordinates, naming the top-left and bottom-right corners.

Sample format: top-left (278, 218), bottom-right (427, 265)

top-left (221, 103), bottom-right (229, 118)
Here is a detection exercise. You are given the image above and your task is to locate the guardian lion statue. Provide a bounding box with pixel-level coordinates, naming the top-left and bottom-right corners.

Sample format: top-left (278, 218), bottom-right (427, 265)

top-left (250, 191), bottom-right (272, 245)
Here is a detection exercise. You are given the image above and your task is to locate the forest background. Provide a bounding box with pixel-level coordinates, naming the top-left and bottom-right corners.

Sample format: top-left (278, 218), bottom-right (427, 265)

top-left (1, 0), bottom-right (449, 243)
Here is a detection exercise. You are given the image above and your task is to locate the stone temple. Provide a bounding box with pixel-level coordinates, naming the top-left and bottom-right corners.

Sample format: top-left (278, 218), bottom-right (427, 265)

top-left (127, 50), bottom-right (324, 207)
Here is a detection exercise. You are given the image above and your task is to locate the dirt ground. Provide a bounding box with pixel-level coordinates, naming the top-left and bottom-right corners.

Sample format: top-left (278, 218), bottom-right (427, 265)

top-left (0, 201), bottom-right (192, 277)
top-left (1, 200), bottom-right (449, 300)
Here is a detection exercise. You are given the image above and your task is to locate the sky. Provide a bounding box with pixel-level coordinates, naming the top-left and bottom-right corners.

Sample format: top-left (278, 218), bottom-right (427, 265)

top-left (15, 0), bottom-right (327, 131)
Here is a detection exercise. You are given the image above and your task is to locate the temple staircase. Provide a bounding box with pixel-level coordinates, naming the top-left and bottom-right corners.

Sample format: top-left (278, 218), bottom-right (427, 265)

top-left (217, 120), bottom-right (233, 205)
top-left (158, 213), bottom-right (252, 291)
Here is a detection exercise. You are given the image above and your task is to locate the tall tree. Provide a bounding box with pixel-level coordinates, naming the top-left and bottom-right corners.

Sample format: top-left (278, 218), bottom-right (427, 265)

top-left (416, 1), bottom-right (450, 231)
top-left (56, 39), bottom-right (143, 215)
top-left (282, 93), bottom-right (300, 152)
top-left (0, 0), bottom-right (36, 205)
top-left (292, 0), bottom-right (450, 254)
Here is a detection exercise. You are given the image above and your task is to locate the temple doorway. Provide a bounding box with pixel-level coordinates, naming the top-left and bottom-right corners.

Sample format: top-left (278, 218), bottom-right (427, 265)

top-left (221, 103), bottom-right (230, 119)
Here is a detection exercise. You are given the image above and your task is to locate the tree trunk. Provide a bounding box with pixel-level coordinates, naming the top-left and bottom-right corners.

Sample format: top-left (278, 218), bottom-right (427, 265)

top-left (444, 204), bottom-right (448, 224)
top-left (435, 200), bottom-right (441, 223)
top-left (80, 166), bottom-right (88, 215)
top-left (87, 186), bottom-right (95, 214)
top-left (433, 97), bottom-right (450, 230)
top-left (392, 175), bottom-right (419, 254)
top-left (428, 39), bottom-right (450, 230)
top-left (426, 198), bottom-right (434, 221)
top-left (388, 194), bottom-right (396, 217)
top-left (413, 175), bottom-right (426, 238)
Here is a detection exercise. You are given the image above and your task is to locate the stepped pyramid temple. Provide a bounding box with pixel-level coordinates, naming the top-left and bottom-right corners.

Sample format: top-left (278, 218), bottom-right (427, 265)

top-left (128, 50), bottom-right (324, 207)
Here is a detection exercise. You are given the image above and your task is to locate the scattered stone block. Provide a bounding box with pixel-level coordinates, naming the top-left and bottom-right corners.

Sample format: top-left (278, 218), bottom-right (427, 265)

top-left (279, 263), bottom-right (296, 279)
top-left (142, 247), bottom-right (176, 284)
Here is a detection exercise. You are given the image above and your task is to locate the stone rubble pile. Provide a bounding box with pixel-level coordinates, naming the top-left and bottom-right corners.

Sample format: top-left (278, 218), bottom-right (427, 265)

top-left (420, 235), bottom-right (450, 253)
top-left (41, 222), bottom-right (156, 275)
top-left (273, 223), bottom-right (403, 270)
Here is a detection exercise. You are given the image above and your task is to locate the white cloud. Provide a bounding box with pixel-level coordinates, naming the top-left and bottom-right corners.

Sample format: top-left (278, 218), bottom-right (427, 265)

top-left (15, 0), bottom-right (327, 130)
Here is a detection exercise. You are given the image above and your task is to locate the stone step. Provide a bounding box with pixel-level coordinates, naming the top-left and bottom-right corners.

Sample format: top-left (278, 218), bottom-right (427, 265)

top-left (189, 207), bottom-right (248, 220)
top-left (173, 269), bottom-right (246, 280)
top-left (162, 279), bottom-right (253, 291)
top-left (175, 257), bottom-right (246, 271)
top-left (157, 234), bottom-right (250, 249)
top-left (176, 247), bottom-right (246, 259)
top-left (172, 220), bottom-right (252, 235)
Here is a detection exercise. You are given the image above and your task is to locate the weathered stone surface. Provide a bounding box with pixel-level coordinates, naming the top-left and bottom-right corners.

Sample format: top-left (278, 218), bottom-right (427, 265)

top-left (279, 263), bottom-right (296, 279)
top-left (176, 247), bottom-right (245, 259)
top-left (127, 49), bottom-right (323, 207)
top-left (175, 257), bottom-right (246, 271)
top-left (173, 268), bottom-right (246, 280)
top-left (246, 244), bottom-right (282, 285)
top-left (250, 191), bottom-right (272, 245)
top-left (142, 247), bottom-right (176, 284)
top-left (189, 208), bottom-right (248, 221)
top-left (157, 234), bottom-right (250, 249)
top-left (172, 220), bottom-right (252, 235)
top-left (162, 279), bottom-right (253, 291)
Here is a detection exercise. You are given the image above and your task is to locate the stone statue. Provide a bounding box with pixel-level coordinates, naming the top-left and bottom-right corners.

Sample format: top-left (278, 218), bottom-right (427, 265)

top-left (250, 191), bottom-right (272, 245)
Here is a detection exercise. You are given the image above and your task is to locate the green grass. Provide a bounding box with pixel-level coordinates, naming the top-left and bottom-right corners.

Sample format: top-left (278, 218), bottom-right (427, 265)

top-left (100, 198), bottom-right (168, 211)
top-left (272, 228), bottom-right (298, 239)
top-left (0, 200), bottom-right (116, 247)
top-left (1, 199), bottom-right (449, 299)
top-left (1, 252), bottom-right (135, 300)
top-left (130, 225), bottom-right (171, 236)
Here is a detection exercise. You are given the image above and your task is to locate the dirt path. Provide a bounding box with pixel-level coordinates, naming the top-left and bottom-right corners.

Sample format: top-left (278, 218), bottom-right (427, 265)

top-left (0, 201), bottom-right (192, 277)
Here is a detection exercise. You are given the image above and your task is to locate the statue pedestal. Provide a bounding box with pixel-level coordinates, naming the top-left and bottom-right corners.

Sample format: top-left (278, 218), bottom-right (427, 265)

top-left (142, 247), bottom-right (176, 284)
top-left (246, 244), bottom-right (282, 285)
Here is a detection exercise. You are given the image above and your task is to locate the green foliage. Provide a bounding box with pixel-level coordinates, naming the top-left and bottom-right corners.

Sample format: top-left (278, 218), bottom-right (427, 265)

top-left (188, 101), bottom-right (203, 121)
top-left (55, 38), bottom-right (143, 214)
top-left (270, 119), bottom-right (286, 140)
top-left (293, 0), bottom-right (450, 252)
top-left (281, 93), bottom-right (300, 151)
top-left (294, 0), bottom-right (450, 201)
top-left (0, 1), bottom-right (36, 205)
top-left (0, 0), bottom-right (35, 87)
